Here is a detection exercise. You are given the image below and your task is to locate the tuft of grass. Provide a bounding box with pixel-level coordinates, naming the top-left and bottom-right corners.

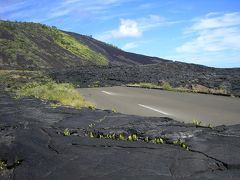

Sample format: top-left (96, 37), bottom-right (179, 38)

top-left (162, 82), bottom-right (172, 91)
top-left (16, 80), bottom-right (96, 109)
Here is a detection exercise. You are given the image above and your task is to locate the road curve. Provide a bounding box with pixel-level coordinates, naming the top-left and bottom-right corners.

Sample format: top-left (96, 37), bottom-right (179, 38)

top-left (78, 86), bottom-right (240, 126)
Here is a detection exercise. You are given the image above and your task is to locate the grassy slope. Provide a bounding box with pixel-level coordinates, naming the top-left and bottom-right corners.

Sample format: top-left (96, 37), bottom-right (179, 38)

top-left (0, 21), bottom-right (108, 68)
top-left (53, 30), bottom-right (108, 65)
top-left (0, 70), bottom-right (95, 109)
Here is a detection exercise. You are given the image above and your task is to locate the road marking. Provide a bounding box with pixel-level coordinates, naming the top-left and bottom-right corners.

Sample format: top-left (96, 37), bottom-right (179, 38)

top-left (138, 104), bottom-right (169, 115)
top-left (101, 91), bottom-right (114, 95)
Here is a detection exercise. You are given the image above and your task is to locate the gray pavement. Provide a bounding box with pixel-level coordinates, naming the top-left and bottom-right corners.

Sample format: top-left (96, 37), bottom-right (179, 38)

top-left (78, 86), bottom-right (240, 126)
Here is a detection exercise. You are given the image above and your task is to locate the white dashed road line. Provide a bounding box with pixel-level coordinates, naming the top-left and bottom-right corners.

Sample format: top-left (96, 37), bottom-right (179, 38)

top-left (101, 91), bottom-right (114, 95)
top-left (138, 104), bottom-right (169, 115)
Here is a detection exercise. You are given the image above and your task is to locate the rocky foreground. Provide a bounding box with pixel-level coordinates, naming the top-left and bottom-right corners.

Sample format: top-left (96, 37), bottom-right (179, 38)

top-left (1, 85), bottom-right (240, 180)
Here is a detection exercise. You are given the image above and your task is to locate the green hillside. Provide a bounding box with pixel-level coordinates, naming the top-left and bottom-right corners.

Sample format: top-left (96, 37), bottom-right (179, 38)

top-left (0, 20), bottom-right (108, 69)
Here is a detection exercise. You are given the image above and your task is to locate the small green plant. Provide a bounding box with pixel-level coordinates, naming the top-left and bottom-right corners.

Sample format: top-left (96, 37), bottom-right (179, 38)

top-left (119, 133), bottom-right (125, 140)
top-left (106, 134), bottom-right (111, 139)
top-left (180, 142), bottom-right (189, 151)
top-left (0, 160), bottom-right (7, 171)
top-left (173, 140), bottom-right (179, 145)
top-left (127, 134), bottom-right (138, 141)
top-left (156, 137), bottom-right (164, 144)
top-left (92, 81), bottom-right (100, 87)
top-left (128, 135), bottom-right (133, 141)
top-left (104, 133), bottom-right (116, 139)
top-left (111, 133), bottom-right (116, 139)
top-left (172, 140), bottom-right (189, 150)
top-left (89, 132), bottom-right (94, 138)
top-left (88, 123), bottom-right (95, 128)
top-left (218, 84), bottom-right (227, 94)
top-left (150, 138), bottom-right (157, 144)
top-left (192, 119), bottom-right (202, 127)
top-left (208, 123), bottom-right (213, 129)
top-left (50, 103), bottom-right (61, 109)
top-left (150, 137), bottom-right (165, 144)
top-left (144, 137), bottom-right (149, 142)
top-left (88, 104), bottom-right (96, 110)
top-left (159, 138), bottom-right (164, 144)
top-left (63, 128), bottom-right (71, 136)
top-left (132, 134), bottom-right (138, 141)
top-left (99, 134), bottom-right (104, 139)
top-left (112, 108), bottom-right (117, 113)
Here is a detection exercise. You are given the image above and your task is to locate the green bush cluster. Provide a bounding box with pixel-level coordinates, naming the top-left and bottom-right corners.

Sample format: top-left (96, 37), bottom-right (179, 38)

top-left (16, 80), bottom-right (95, 109)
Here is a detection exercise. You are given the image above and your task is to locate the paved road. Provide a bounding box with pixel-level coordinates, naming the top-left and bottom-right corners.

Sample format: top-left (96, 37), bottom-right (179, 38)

top-left (78, 86), bottom-right (240, 126)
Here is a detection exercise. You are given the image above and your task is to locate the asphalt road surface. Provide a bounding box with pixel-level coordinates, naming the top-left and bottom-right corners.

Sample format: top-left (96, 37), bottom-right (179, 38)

top-left (78, 86), bottom-right (240, 126)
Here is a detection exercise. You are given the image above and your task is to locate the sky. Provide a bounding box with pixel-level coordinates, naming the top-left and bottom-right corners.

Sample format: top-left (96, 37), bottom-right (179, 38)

top-left (0, 0), bottom-right (240, 68)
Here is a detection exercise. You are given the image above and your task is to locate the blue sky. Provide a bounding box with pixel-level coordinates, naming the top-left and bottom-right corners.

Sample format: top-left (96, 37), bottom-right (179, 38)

top-left (1, 0), bottom-right (240, 67)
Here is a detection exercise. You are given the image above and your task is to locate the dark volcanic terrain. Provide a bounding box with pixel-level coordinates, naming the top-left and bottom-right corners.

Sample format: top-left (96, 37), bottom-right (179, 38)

top-left (1, 85), bottom-right (240, 179)
top-left (49, 64), bottom-right (240, 97)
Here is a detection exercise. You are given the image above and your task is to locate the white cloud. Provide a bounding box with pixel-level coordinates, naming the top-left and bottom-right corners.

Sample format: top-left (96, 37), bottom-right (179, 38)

top-left (138, 15), bottom-right (166, 31)
top-left (191, 12), bottom-right (240, 31)
top-left (122, 42), bottom-right (139, 50)
top-left (97, 14), bottom-right (170, 40)
top-left (177, 12), bottom-right (240, 53)
top-left (111, 19), bottom-right (142, 38)
top-left (0, 0), bottom-right (137, 22)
